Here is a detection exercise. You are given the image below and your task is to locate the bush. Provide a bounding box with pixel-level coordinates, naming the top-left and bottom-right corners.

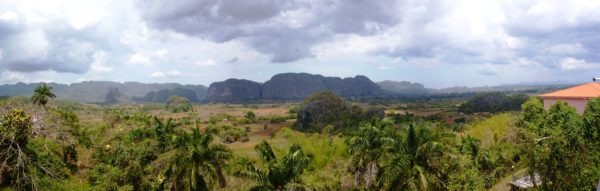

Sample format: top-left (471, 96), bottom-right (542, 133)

top-left (165, 96), bottom-right (193, 113)
top-left (269, 115), bottom-right (287, 123)
top-left (219, 126), bottom-right (249, 144)
top-left (244, 111), bottom-right (256, 122)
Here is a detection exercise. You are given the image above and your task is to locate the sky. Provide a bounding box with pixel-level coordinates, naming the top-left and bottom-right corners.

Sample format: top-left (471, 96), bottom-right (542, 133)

top-left (0, 0), bottom-right (599, 88)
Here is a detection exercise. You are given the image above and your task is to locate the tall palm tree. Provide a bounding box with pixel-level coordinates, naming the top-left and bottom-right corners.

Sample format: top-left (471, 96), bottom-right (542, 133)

top-left (158, 128), bottom-right (231, 191)
top-left (236, 140), bottom-right (313, 190)
top-left (379, 124), bottom-right (445, 191)
top-left (31, 83), bottom-right (56, 107)
top-left (346, 120), bottom-right (396, 189)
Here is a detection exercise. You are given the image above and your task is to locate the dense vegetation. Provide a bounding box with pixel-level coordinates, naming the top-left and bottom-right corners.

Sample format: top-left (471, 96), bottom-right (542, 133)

top-left (458, 92), bottom-right (528, 114)
top-left (295, 91), bottom-right (383, 133)
top-left (166, 96), bottom-right (194, 113)
top-left (1, 84), bottom-right (599, 190)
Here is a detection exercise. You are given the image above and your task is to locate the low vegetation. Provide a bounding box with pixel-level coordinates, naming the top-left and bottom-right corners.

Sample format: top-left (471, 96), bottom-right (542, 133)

top-left (1, 85), bottom-right (600, 190)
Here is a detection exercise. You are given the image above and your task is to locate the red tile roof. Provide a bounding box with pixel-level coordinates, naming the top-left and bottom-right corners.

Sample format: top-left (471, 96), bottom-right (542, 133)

top-left (540, 82), bottom-right (600, 99)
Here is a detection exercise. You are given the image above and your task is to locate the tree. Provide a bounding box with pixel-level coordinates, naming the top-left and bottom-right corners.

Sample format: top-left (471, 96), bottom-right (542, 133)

top-left (525, 101), bottom-right (596, 190)
top-left (31, 83), bottom-right (56, 107)
top-left (154, 117), bottom-right (179, 151)
top-left (0, 109), bottom-right (61, 190)
top-left (236, 140), bottom-right (313, 190)
top-left (519, 97), bottom-right (546, 130)
top-left (583, 98), bottom-right (600, 141)
top-left (346, 120), bottom-right (396, 189)
top-left (159, 128), bottom-right (231, 191)
top-left (296, 91), bottom-right (347, 132)
top-left (459, 92), bottom-right (528, 114)
top-left (166, 96), bottom-right (193, 113)
top-left (379, 124), bottom-right (445, 191)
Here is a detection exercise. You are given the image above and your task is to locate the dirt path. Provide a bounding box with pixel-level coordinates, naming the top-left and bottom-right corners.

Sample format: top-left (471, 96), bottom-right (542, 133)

top-left (490, 168), bottom-right (528, 191)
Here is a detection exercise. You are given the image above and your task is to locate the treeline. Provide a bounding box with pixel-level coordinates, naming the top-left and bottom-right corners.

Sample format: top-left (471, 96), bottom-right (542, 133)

top-left (459, 92), bottom-right (528, 114)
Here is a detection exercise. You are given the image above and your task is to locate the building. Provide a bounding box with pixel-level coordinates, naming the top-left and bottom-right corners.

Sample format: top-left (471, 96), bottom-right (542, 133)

top-left (539, 82), bottom-right (600, 114)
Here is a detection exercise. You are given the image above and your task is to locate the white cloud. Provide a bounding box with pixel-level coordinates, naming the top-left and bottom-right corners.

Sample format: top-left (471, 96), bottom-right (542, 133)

top-left (155, 49), bottom-right (168, 58)
top-left (149, 70), bottom-right (181, 79)
top-left (166, 69), bottom-right (181, 77)
top-left (0, 11), bottom-right (18, 23)
top-left (149, 71), bottom-right (165, 78)
top-left (128, 53), bottom-right (152, 66)
top-left (195, 59), bottom-right (218, 67)
top-left (90, 52), bottom-right (112, 73)
top-left (559, 57), bottom-right (599, 70)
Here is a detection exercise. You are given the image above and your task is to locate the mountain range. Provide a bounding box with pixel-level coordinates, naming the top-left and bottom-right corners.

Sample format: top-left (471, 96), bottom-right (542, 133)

top-left (0, 73), bottom-right (573, 103)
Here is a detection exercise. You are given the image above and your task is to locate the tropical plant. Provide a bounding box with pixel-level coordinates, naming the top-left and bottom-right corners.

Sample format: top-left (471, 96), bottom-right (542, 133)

top-left (154, 117), bottom-right (179, 151)
top-left (346, 119), bottom-right (396, 189)
top-left (31, 83), bottom-right (56, 107)
top-left (379, 124), bottom-right (445, 191)
top-left (236, 140), bottom-right (313, 190)
top-left (158, 128), bottom-right (231, 191)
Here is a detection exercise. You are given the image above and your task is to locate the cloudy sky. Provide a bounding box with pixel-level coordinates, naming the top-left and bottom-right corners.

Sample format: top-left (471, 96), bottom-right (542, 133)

top-left (0, 0), bottom-right (599, 88)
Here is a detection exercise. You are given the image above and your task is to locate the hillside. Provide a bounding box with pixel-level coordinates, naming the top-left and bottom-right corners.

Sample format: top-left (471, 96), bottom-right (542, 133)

top-left (0, 81), bottom-right (208, 103)
top-left (206, 73), bottom-right (383, 102)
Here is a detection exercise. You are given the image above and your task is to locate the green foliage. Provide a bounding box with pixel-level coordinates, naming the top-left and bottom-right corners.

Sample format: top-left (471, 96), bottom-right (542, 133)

top-left (459, 92), bottom-right (528, 114)
top-left (269, 115), bottom-right (287, 123)
top-left (31, 83), bottom-right (56, 107)
top-left (244, 111), bottom-right (256, 122)
top-left (165, 96), bottom-right (193, 113)
top-left (522, 100), bottom-right (600, 190)
top-left (0, 110), bottom-right (63, 190)
top-left (219, 126), bottom-right (249, 144)
top-left (346, 120), bottom-right (395, 190)
top-left (466, 113), bottom-right (516, 148)
top-left (583, 98), bottom-right (600, 140)
top-left (159, 128), bottom-right (231, 190)
top-left (154, 117), bottom-right (179, 151)
top-left (296, 91), bottom-right (384, 133)
top-left (235, 140), bottom-right (313, 190)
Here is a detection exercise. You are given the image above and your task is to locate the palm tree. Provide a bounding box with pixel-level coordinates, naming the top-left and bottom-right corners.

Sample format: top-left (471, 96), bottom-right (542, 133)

top-left (236, 140), bottom-right (313, 190)
top-left (158, 128), bottom-right (231, 191)
top-left (31, 83), bottom-right (56, 107)
top-left (154, 117), bottom-right (179, 151)
top-left (379, 124), bottom-right (445, 191)
top-left (346, 120), bottom-right (396, 189)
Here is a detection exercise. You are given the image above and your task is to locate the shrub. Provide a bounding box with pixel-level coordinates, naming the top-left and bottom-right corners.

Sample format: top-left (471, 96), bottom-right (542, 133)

top-left (165, 96), bottom-right (193, 113)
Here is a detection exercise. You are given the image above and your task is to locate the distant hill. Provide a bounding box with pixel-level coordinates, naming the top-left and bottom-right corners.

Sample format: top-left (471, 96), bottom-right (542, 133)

top-left (377, 80), bottom-right (432, 95)
top-left (378, 80), bottom-right (573, 95)
top-left (206, 79), bottom-right (263, 102)
top-left (0, 81), bottom-right (207, 103)
top-left (206, 73), bottom-right (383, 102)
top-left (262, 73), bottom-right (382, 99)
top-left (133, 88), bottom-right (199, 103)
top-left (0, 73), bottom-right (575, 103)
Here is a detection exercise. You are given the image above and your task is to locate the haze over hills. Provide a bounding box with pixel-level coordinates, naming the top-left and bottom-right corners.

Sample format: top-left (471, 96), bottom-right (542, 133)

top-left (0, 81), bottom-right (208, 103)
top-left (0, 72), bottom-right (574, 103)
